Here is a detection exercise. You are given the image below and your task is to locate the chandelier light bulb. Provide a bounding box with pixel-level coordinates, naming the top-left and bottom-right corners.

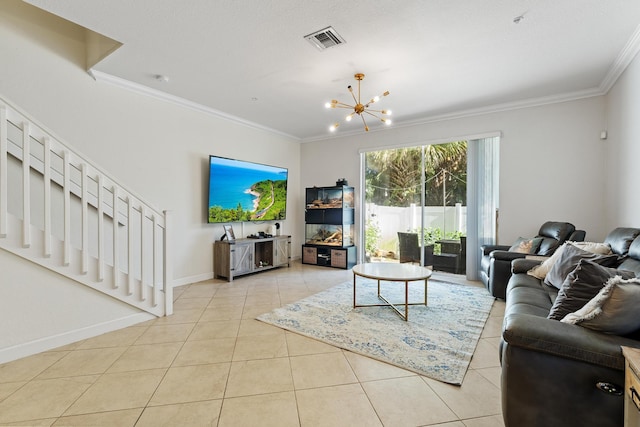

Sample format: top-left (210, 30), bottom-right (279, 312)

top-left (325, 102), bottom-right (331, 109)
top-left (325, 73), bottom-right (391, 133)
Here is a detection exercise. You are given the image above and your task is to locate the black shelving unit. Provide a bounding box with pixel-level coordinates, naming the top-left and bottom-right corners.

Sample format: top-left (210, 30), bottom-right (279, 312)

top-left (302, 185), bottom-right (356, 269)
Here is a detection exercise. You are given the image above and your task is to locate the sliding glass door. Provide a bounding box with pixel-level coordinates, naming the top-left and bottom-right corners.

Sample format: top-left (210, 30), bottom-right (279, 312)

top-left (362, 136), bottom-right (499, 279)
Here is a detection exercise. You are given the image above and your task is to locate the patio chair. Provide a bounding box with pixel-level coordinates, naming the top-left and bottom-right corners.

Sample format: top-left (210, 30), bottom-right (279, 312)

top-left (398, 232), bottom-right (421, 264)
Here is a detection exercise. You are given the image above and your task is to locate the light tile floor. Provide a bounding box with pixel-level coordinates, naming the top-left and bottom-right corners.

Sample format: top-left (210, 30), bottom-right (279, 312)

top-left (0, 261), bottom-right (506, 426)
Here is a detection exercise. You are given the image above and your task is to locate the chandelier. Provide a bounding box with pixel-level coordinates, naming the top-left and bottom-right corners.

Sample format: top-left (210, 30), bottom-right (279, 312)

top-left (325, 73), bottom-right (391, 132)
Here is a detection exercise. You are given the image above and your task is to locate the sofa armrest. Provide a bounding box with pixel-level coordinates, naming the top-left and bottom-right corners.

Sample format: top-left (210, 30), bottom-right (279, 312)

top-left (511, 258), bottom-right (543, 274)
top-left (480, 244), bottom-right (511, 256)
top-left (502, 313), bottom-right (640, 370)
top-left (487, 252), bottom-right (527, 299)
top-left (490, 250), bottom-right (527, 262)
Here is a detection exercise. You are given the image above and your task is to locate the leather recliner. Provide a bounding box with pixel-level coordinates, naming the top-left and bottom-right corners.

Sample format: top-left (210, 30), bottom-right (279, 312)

top-left (500, 227), bottom-right (640, 427)
top-left (480, 221), bottom-right (586, 299)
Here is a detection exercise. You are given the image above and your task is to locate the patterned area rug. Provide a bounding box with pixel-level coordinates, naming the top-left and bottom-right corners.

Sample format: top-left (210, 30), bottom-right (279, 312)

top-left (257, 279), bottom-right (495, 385)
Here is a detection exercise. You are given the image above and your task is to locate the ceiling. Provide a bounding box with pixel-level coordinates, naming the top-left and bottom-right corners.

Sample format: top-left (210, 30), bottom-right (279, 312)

top-left (23, 0), bottom-right (640, 142)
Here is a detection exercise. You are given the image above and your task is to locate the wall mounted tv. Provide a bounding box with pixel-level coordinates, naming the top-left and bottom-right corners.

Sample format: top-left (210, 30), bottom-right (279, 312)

top-left (207, 155), bottom-right (288, 223)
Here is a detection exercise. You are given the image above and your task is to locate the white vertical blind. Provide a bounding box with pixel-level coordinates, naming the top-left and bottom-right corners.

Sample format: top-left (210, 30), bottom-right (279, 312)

top-left (466, 136), bottom-right (500, 280)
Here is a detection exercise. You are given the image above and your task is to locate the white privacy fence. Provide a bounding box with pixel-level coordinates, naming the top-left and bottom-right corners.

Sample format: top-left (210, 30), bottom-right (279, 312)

top-left (366, 203), bottom-right (467, 252)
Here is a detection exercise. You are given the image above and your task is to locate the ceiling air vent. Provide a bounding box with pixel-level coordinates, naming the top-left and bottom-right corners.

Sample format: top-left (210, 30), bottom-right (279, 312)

top-left (304, 26), bottom-right (345, 51)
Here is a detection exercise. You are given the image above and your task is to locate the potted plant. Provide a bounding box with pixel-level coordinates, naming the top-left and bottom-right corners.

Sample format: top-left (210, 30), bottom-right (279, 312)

top-left (365, 219), bottom-right (381, 261)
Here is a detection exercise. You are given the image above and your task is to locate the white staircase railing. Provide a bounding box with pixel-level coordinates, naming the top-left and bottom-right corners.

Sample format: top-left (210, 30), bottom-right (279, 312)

top-left (0, 97), bottom-right (172, 317)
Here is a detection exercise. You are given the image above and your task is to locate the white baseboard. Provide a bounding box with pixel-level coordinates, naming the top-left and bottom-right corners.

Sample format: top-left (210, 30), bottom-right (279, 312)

top-left (172, 272), bottom-right (214, 288)
top-left (171, 258), bottom-right (303, 288)
top-left (0, 312), bottom-right (155, 365)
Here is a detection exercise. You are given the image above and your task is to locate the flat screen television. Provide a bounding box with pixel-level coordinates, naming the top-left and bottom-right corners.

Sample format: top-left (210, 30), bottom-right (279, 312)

top-left (207, 155), bottom-right (288, 223)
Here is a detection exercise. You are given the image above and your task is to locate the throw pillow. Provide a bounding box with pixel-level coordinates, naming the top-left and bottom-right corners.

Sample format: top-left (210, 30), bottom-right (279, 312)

top-left (509, 237), bottom-right (543, 254)
top-left (528, 241), bottom-right (613, 280)
top-left (561, 276), bottom-right (640, 335)
top-left (547, 260), bottom-right (635, 320)
top-left (543, 244), bottom-right (619, 289)
top-left (527, 242), bottom-right (569, 280)
top-left (570, 241), bottom-right (613, 255)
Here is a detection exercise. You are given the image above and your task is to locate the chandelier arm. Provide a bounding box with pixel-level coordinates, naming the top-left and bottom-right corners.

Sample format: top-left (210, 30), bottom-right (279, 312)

top-left (327, 73), bottom-right (390, 132)
top-left (349, 90), bottom-right (358, 105)
top-left (363, 111), bottom-right (383, 119)
top-left (360, 113), bottom-right (369, 131)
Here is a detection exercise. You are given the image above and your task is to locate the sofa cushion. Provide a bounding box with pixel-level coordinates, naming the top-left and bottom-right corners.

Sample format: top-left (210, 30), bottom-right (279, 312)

top-left (618, 236), bottom-right (640, 276)
top-left (572, 241), bottom-right (614, 254)
top-left (509, 237), bottom-right (543, 254)
top-left (544, 244), bottom-right (619, 289)
top-left (562, 276), bottom-right (640, 335)
top-left (604, 227), bottom-right (640, 256)
top-left (536, 221), bottom-right (575, 256)
top-left (547, 260), bottom-right (636, 321)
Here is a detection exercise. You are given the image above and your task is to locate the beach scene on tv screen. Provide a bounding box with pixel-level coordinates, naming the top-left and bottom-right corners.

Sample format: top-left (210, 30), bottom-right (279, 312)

top-left (208, 157), bottom-right (287, 223)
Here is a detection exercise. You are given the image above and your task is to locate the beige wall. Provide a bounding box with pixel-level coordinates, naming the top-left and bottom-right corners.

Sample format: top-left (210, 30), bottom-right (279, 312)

top-left (0, 0), bottom-right (638, 361)
top-left (0, 1), bottom-right (300, 361)
top-left (0, 1), bottom-right (301, 285)
top-left (302, 96), bottom-right (610, 247)
top-left (604, 51), bottom-right (640, 227)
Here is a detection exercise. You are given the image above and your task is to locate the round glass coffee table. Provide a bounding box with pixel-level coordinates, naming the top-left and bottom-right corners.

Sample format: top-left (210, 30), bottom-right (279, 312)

top-left (352, 262), bottom-right (432, 321)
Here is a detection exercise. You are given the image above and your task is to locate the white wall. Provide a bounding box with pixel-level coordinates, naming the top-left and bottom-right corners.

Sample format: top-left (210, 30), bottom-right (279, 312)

top-left (302, 96), bottom-right (610, 248)
top-left (1, 0), bottom-right (638, 362)
top-left (0, 250), bottom-right (151, 361)
top-left (604, 51), bottom-right (640, 227)
top-left (0, 1), bottom-right (301, 361)
top-left (0, 2), bottom-right (301, 285)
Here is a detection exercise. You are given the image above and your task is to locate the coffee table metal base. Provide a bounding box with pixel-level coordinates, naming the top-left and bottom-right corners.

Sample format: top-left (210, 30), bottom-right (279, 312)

top-left (352, 263), bottom-right (432, 321)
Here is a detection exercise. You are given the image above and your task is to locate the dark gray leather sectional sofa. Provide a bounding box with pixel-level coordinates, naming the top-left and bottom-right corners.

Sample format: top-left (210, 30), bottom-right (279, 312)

top-left (481, 221), bottom-right (586, 300)
top-left (500, 227), bottom-right (640, 427)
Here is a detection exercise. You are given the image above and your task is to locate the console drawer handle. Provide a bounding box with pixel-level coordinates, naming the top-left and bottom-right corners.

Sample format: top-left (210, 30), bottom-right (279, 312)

top-left (632, 387), bottom-right (640, 411)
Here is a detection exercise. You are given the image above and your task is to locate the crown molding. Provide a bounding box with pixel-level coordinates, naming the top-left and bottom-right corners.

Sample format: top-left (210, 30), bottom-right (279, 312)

top-left (93, 24), bottom-right (639, 146)
top-left (397, 87), bottom-right (604, 128)
top-left (90, 70), bottom-right (300, 141)
top-left (600, 23), bottom-right (640, 93)
top-left (301, 87), bottom-right (604, 143)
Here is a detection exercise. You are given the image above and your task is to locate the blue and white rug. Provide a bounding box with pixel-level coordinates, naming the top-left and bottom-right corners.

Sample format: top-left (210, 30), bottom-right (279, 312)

top-left (257, 279), bottom-right (495, 385)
